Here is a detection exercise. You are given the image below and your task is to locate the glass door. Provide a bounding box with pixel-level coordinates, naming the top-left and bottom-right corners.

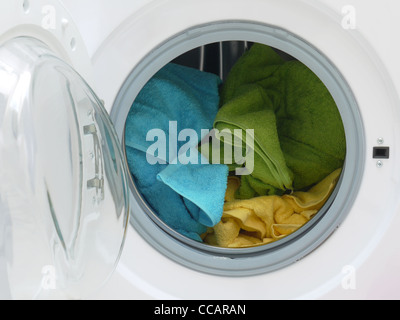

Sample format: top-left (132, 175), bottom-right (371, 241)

top-left (0, 37), bottom-right (130, 300)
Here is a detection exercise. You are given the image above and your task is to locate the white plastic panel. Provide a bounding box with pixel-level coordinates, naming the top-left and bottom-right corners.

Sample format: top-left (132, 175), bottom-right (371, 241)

top-left (90, 0), bottom-right (400, 299)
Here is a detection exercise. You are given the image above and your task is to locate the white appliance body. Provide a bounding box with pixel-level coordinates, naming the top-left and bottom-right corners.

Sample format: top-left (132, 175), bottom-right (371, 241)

top-left (1, 0), bottom-right (400, 300)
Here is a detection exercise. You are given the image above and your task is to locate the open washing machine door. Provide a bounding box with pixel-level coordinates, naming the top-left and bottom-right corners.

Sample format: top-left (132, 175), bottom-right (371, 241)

top-left (0, 0), bottom-right (130, 300)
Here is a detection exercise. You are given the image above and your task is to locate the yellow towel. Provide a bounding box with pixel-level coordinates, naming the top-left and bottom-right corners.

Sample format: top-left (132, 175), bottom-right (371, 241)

top-left (203, 169), bottom-right (342, 248)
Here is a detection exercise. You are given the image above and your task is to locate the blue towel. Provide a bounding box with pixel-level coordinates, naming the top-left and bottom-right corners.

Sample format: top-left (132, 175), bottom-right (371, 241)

top-left (157, 153), bottom-right (228, 227)
top-left (125, 63), bottom-right (228, 241)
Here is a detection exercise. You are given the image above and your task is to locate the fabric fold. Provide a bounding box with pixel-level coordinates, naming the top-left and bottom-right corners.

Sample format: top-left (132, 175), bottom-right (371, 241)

top-left (211, 43), bottom-right (346, 198)
top-left (125, 63), bottom-right (228, 241)
top-left (157, 154), bottom-right (229, 227)
top-left (203, 169), bottom-right (342, 248)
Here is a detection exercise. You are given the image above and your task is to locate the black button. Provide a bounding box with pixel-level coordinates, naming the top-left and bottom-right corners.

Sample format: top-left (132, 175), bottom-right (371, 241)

top-left (373, 147), bottom-right (390, 159)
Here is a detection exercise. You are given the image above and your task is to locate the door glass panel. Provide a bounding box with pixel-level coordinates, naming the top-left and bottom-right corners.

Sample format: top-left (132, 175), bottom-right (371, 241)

top-left (0, 37), bottom-right (129, 300)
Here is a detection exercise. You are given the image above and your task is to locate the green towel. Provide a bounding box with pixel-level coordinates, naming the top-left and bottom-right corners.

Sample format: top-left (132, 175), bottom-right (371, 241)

top-left (212, 44), bottom-right (346, 198)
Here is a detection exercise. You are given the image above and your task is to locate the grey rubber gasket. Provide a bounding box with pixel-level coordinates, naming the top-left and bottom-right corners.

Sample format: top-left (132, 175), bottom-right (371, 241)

top-left (110, 21), bottom-right (365, 276)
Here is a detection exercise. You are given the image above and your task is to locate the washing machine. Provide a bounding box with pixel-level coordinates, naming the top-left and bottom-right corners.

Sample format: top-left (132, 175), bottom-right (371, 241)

top-left (1, 0), bottom-right (400, 300)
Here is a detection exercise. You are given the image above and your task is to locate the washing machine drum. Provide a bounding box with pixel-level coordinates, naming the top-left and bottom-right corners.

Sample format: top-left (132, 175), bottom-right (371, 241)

top-left (0, 37), bottom-right (130, 300)
top-left (101, 17), bottom-right (370, 279)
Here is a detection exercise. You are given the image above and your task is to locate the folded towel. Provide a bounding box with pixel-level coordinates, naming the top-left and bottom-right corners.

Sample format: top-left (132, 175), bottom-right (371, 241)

top-left (125, 63), bottom-right (228, 241)
top-left (157, 154), bottom-right (228, 227)
top-left (213, 44), bottom-right (346, 198)
top-left (203, 169), bottom-right (341, 248)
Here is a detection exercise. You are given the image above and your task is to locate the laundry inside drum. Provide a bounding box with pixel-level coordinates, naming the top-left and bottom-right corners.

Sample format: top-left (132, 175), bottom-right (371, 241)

top-left (124, 41), bottom-right (346, 249)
